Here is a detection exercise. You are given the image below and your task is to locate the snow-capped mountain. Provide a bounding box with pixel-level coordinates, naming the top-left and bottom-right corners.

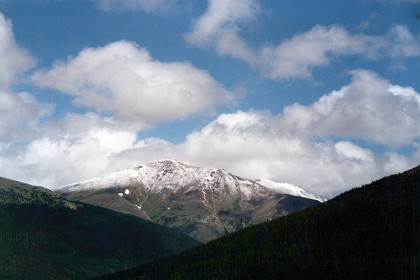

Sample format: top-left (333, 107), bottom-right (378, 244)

top-left (58, 160), bottom-right (323, 242)
top-left (61, 160), bottom-right (267, 197)
top-left (256, 179), bottom-right (327, 202)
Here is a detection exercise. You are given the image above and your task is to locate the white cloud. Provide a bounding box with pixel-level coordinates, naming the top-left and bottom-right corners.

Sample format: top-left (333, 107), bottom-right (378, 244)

top-left (3, 113), bottom-right (138, 187)
top-left (186, 0), bottom-right (259, 63)
top-left (386, 25), bottom-right (420, 57)
top-left (31, 41), bottom-right (232, 127)
top-left (258, 25), bottom-right (419, 80)
top-left (282, 70), bottom-right (420, 145)
top-left (259, 25), bottom-right (383, 80)
top-left (105, 110), bottom-right (415, 198)
top-left (0, 13), bottom-right (52, 144)
top-left (184, 107), bottom-right (416, 197)
top-left (94, 0), bottom-right (177, 13)
top-left (0, 13), bottom-right (35, 89)
top-left (0, 90), bottom-right (53, 143)
top-left (334, 141), bottom-right (374, 162)
top-left (187, 1), bottom-right (420, 80)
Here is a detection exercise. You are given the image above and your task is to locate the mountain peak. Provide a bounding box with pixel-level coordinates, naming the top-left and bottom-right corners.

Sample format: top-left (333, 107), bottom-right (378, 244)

top-left (61, 160), bottom-right (325, 202)
top-left (58, 160), bottom-right (322, 242)
top-left (143, 159), bottom-right (194, 169)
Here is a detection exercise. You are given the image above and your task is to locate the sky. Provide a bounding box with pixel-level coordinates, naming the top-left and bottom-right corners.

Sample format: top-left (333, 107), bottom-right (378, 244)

top-left (0, 0), bottom-right (419, 197)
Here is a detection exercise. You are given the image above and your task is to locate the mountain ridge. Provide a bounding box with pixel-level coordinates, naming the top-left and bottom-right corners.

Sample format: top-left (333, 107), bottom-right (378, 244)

top-left (58, 160), bottom-right (322, 242)
top-left (59, 160), bottom-right (324, 201)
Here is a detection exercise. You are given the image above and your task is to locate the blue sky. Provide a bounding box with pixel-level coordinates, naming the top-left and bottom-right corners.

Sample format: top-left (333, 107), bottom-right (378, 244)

top-left (0, 0), bottom-right (419, 197)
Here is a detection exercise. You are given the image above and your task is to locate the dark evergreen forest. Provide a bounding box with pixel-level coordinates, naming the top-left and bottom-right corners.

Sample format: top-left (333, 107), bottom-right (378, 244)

top-left (0, 178), bottom-right (199, 280)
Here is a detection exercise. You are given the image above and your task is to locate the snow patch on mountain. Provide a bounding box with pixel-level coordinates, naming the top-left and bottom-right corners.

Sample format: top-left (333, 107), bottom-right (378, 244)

top-left (59, 168), bottom-right (140, 192)
top-left (59, 160), bottom-right (325, 203)
top-left (60, 160), bottom-right (259, 197)
top-left (256, 179), bottom-right (327, 202)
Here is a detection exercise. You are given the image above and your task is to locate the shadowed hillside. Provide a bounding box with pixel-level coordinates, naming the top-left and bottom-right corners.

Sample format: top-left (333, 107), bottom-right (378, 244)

top-left (100, 165), bottom-right (419, 280)
top-left (0, 177), bottom-right (200, 280)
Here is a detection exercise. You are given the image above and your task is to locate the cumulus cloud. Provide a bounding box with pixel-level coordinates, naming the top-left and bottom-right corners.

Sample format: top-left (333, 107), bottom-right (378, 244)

top-left (182, 75), bottom-right (418, 192)
top-left (282, 70), bottom-right (420, 145)
top-left (0, 113), bottom-right (138, 187)
top-left (180, 114), bottom-right (380, 196)
top-left (107, 109), bottom-right (415, 198)
top-left (187, 1), bottom-right (420, 80)
top-left (0, 90), bottom-right (53, 143)
top-left (0, 13), bottom-right (35, 89)
top-left (31, 41), bottom-right (232, 127)
top-left (94, 0), bottom-right (178, 13)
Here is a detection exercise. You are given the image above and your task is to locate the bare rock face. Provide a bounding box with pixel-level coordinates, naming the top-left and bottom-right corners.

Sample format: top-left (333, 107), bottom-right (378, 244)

top-left (58, 160), bottom-right (321, 242)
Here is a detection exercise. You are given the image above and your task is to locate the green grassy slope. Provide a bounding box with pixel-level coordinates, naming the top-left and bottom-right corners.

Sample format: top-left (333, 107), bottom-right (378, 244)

top-left (101, 165), bottom-right (419, 280)
top-left (0, 177), bottom-right (200, 280)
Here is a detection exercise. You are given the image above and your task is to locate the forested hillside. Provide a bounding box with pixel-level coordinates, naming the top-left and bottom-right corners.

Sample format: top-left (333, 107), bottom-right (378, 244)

top-left (0, 177), bottom-right (200, 280)
top-left (101, 166), bottom-right (419, 280)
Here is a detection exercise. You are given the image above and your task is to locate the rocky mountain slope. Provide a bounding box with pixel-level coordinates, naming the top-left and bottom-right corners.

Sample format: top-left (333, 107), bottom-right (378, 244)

top-left (58, 160), bottom-right (322, 242)
top-left (0, 177), bottom-right (200, 280)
